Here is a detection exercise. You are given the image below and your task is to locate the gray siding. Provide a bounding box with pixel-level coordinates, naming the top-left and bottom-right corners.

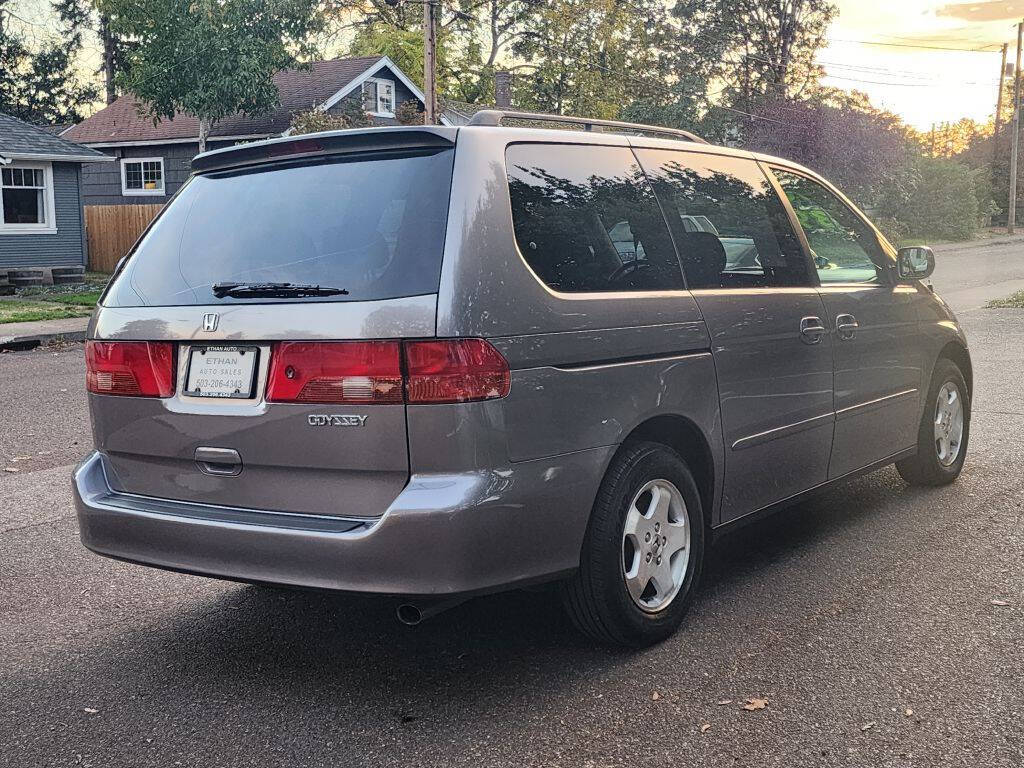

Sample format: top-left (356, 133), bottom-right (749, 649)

top-left (327, 65), bottom-right (421, 126)
top-left (0, 162), bottom-right (86, 269)
top-left (80, 140), bottom-right (241, 207)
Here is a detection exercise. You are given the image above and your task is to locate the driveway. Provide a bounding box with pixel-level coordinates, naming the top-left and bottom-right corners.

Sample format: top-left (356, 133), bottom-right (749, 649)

top-left (930, 234), bottom-right (1024, 311)
top-left (2, 242), bottom-right (1023, 767)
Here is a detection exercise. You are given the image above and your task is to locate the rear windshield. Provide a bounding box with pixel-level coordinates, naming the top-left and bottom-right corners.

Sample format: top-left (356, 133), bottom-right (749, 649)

top-left (103, 149), bottom-right (455, 306)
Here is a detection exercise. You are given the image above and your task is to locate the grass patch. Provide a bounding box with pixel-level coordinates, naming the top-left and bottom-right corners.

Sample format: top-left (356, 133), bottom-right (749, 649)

top-left (38, 290), bottom-right (102, 306)
top-left (986, 290), bottom-right (1024, 309)
top-left (895, 235), bottom-right (955, 248)
top-left (0, 300), bottom-right (94, 324)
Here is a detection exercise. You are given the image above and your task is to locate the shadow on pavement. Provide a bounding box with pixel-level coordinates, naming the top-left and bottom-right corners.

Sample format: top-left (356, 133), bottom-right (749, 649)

top-left (4, 468), bottom-right (936, 765)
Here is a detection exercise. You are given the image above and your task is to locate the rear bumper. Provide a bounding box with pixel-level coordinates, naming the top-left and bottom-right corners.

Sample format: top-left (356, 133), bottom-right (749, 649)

top-left (73, 448), bottom-right (612, 596)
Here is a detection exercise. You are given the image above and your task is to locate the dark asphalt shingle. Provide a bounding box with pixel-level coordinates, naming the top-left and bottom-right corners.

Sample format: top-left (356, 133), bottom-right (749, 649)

top-left (63, 56), bottom-right (387, 144)
top-left (0, 113), bottom-right (108, 160)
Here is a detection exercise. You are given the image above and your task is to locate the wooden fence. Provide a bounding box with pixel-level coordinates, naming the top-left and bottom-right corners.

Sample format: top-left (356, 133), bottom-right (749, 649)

top-left (85, 203), bottom-right (164, 273)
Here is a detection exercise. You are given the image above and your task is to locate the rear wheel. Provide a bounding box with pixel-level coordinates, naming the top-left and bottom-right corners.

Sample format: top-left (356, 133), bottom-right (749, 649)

top-left (896, 358), bottom-right (970, 486)
top-left (561, 442), bottom-right (705, 647)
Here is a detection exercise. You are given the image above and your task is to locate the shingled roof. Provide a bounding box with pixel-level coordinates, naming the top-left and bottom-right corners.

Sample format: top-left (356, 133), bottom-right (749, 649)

top-left (0, 113), bottom-right (110, 162)
top-left (64, 56), bottom-right (391, 145)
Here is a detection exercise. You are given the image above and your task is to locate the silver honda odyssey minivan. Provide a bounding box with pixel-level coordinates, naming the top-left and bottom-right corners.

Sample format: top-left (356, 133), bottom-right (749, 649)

top-left (74, 111), bottom-right (971, 647)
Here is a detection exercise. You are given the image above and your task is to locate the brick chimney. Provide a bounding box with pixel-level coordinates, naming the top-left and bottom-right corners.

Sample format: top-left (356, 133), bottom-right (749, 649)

top-left (495, 71), bottom-right (512, 109)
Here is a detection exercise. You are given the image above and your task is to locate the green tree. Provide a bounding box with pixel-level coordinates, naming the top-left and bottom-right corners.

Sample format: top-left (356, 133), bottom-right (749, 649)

top-left (0, 0), bottom-right (100, 123)
top-left (665, 0), bottom-right (835, 115)
top-left (897, 156), bottom-right (978, 241)
top-left (52, 0), bottom-right (124, 104)
top-left (110, 0), bottom-right (322, 153)
top-left (349, 23), bottom-right (425, 86)
top-left (511, 0), bottom-right (670, 118)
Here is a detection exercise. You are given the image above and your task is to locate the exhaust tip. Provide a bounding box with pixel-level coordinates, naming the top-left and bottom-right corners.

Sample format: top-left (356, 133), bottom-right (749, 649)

top-left (396, 603), bottom-right (423, 626)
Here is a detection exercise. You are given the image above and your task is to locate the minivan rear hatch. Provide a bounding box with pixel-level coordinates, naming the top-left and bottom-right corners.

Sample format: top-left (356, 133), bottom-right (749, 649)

top-left (90, 129), bottom-right (456, 518)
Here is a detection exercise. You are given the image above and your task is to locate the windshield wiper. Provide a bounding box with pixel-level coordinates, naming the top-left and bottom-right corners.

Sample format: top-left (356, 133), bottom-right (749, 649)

top-left (211, 282), bottom-right (349, 299)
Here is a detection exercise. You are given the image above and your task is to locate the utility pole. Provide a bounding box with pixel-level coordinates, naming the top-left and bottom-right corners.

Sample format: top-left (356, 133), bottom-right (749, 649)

top-left (423, 0), bottom-right (438, 125)
top-left (1009, 21), bottom-right (1023, 234)
top-left (995, 42), bottom-right (1008, 154)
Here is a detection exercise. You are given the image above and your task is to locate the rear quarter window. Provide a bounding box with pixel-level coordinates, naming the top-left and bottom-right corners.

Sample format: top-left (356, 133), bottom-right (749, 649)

top-left (505, 143), bottom-right (683, 293)
top-left (103, 149), bottom-right (455, 307)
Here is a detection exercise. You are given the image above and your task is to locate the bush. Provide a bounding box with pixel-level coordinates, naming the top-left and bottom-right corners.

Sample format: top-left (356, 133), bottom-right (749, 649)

top-left (896, 156), bottom-right (978, 241)
top-left (395, 99), bottom-right (423, 126)
top-left (288, 98), bottom-right (370, 135)
top-left (874, 216), bottom-right (910, 245)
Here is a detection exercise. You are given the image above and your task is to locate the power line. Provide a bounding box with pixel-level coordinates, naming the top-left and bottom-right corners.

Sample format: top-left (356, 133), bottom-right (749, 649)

top-left (819, 72), bottom-right (995, 88)
top-left (829, 38), bottom-right (1003, 53)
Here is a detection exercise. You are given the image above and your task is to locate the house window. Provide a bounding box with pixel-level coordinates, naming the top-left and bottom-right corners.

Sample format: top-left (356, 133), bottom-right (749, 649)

top-left (121, 157), bottom-right (165, 196)
top-left (0, 163), bottom-right (55, 233)
top-left (362, 77), bottom-right (396, 117)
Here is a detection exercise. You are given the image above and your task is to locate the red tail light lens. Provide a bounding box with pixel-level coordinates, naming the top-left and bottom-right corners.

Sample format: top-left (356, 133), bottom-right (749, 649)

top-left (266, 341), bottom-right (403, 404)
top-left (405, 339), bottom-right (510, 404)
top-left (85, 341), bottom-right (176, 398)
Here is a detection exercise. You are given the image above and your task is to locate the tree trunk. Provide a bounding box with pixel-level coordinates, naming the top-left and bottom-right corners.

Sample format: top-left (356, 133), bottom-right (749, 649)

top-left (198, 116), bottom-right (212, 155)
top-left (100, 13), bottom-right (116, 105)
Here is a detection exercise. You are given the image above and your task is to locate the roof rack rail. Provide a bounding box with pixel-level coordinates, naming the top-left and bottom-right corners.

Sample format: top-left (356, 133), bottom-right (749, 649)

top-left (466, 109), bottom-right (709, 144)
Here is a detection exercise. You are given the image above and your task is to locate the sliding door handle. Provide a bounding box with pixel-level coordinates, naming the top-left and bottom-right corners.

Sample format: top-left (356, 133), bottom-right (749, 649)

top-left (836, 313), bottom-right (859, 340)
top-left (799, 316), bottom-right (827, 345)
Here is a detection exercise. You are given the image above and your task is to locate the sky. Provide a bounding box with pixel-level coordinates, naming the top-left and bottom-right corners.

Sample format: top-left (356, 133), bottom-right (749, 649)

top-left (822, 0), bottom-right (1022, 129)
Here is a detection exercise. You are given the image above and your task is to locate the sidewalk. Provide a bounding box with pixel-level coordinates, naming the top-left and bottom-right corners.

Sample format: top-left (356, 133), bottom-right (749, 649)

top-left (0, 316), bottom-right (89, 350)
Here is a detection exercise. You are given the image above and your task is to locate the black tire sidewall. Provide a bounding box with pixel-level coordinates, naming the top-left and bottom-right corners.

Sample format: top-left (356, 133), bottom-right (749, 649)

top-left (920, 359), bottom-right (970, 482)
top-left (586, 443), bottom-right (705, 645)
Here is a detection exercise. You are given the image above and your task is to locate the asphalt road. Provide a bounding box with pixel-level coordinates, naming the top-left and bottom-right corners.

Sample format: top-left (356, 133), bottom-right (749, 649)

top-left (2, 245), bottom-right (1023, 767)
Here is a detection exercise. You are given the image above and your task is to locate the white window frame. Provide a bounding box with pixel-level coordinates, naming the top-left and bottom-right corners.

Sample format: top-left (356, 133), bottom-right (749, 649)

top-left (363, 77), bottom-right (396, 117)
top-left (120, 156), bottom-right (166, 197)
top-left (0, 161), bottom-right (57, 234)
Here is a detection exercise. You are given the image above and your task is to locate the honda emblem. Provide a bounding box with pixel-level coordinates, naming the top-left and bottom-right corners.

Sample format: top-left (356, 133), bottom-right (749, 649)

top-left (202, 313), bottom-right (219, 332)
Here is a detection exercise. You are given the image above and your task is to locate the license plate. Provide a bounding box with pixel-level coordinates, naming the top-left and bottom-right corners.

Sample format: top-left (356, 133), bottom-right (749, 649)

top-left (184, 345), bottom-right (259, 399)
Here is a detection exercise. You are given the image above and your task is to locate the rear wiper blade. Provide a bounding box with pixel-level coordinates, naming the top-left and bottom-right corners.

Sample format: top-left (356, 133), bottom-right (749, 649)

top-left (211, 282), bottom-right (349, 299)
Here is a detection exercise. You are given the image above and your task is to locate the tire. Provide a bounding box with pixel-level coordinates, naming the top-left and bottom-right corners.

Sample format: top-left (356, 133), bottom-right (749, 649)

top-left (896, 358), bottom-right (970, 486)
top-left (561, 441), bottom-right (706, 647)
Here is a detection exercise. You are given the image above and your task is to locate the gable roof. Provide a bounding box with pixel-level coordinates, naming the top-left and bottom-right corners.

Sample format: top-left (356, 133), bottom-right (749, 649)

top-left (63, 56), bottom-right (429, 146)
top-left (0, 113), bottom-right (111, 163)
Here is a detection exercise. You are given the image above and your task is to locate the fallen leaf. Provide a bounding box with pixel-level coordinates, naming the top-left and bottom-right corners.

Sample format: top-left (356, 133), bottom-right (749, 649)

top-left (904, 708), bottom-right (914, 717)
top-left (700, 723), bottom-right (711, 733)
top-left (716, 699), bottom-right (733, 706)
top-left (861, 721), bottom-right (876, 732)
top-left (83, 708), bottom-right (98, 715)
top-left (651, 691), bottom-right (661, 701)
top-left (742, 698), bottom-right (767, 711)
top-left (991, 599), bottom-right (1010, 606)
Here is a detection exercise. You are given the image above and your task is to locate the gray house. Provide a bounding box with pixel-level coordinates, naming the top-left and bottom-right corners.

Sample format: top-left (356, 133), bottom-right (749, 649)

top-left (64, 56), bottom-right (444, 207)
top-left (0, 113), bottom-right (111, 270)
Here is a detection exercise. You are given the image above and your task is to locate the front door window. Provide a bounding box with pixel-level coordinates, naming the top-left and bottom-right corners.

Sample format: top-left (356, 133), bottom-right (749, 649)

top-left (772, 169), bottom-right (888, 284)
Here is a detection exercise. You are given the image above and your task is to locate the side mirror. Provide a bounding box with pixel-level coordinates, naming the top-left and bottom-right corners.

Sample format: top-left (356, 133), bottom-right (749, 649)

top-left (897, 245), bottom-right (935, 280)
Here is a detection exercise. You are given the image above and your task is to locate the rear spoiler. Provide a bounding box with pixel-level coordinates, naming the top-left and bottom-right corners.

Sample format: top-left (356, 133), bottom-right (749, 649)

top-left (191, 126), bottom-right (458, 173)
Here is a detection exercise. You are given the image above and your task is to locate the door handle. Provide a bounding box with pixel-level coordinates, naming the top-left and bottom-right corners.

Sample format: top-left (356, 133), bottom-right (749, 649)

top-left (836, 313), bottom-right (859, 341)
top-left (799, 316), bottom-right (827, 345)
top-left (195, 446), bottom-right (242, 476)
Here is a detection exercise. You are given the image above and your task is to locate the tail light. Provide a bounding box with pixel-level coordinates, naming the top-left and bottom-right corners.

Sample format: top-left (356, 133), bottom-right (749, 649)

top-left (267, 341), bottom-right (403, 404)
top-left (85, 341), bottom-right (176, 398)
top-left (266, 339), bottom-right (510, 405)
top-left (404, 339), bottom-right (511, 403)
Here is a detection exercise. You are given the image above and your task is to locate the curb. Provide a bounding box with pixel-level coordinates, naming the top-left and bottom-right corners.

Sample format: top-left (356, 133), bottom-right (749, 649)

top-left (0, 329), bottom-right (88, 352)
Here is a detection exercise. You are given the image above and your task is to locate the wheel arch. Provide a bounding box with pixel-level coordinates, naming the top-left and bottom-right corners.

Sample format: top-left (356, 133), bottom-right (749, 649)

top-left (615, 414), bottom-right (717, 529)
top-left (935, 340), bottom-right (973, 399)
